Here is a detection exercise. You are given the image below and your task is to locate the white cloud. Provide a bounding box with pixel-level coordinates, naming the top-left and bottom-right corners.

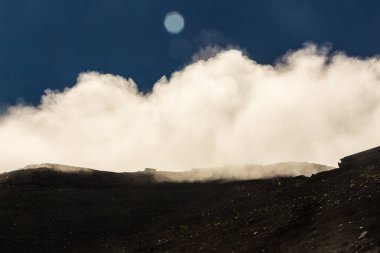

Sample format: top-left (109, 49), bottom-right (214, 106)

top-left (1, 44), bottom-right (380, 173)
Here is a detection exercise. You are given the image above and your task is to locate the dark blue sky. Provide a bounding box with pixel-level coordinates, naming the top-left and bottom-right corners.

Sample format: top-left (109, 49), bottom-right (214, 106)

top-left (0, 0), bottom-right (379, 105)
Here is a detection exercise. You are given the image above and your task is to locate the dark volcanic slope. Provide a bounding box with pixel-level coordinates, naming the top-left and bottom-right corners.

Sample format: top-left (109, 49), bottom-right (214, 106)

top-left (0, 165), bottom-right (379, 252)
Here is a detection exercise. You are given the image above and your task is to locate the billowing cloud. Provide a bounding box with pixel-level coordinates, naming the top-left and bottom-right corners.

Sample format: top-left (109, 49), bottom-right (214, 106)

top-left (1, 44), bottom-right (380, 173)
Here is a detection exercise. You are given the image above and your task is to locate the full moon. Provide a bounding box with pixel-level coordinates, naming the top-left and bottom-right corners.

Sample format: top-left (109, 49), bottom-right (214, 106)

top-left (164, 12), bottom-right (185, 34)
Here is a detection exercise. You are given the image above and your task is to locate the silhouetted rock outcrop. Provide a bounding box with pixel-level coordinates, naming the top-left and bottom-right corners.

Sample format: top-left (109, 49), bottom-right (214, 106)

top-left (339, 146), bottom-right (380, 169)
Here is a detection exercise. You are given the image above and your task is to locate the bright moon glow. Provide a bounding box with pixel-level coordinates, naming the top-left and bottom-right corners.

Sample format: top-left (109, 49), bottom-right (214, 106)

top-left (164, 12), bottom-right (185, 34)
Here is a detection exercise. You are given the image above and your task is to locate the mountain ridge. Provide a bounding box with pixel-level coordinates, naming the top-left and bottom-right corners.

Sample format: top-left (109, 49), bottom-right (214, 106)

top-left (0, 161), bottom-right (379, 252)
top-left (0, 162), bottom-right (333, 186)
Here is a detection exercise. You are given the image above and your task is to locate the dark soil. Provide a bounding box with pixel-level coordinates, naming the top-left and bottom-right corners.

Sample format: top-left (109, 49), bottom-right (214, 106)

top-left (0, 165), bottom-right (379, 252)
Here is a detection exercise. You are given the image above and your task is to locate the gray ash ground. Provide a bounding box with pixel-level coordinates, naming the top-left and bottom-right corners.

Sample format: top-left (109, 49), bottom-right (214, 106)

top-left (0, 164), bottom-right (379, 252)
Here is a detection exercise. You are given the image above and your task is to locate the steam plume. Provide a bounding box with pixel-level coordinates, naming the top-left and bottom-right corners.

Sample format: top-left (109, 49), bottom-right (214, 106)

top-left (1, 44), bottom-right (380, 173)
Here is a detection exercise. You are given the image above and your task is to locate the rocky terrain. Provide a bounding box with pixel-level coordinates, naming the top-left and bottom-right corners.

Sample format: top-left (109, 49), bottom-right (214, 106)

top-left (0, 162), bottom-right (379, 252)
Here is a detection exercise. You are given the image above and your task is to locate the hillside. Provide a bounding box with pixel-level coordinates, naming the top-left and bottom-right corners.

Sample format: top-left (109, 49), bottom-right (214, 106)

top-left (0, 163), bottom-right (379, 252)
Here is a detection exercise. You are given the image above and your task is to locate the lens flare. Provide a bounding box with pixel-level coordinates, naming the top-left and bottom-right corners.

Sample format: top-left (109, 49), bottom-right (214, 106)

top-left (164, 12), bottom-right (185, 34)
